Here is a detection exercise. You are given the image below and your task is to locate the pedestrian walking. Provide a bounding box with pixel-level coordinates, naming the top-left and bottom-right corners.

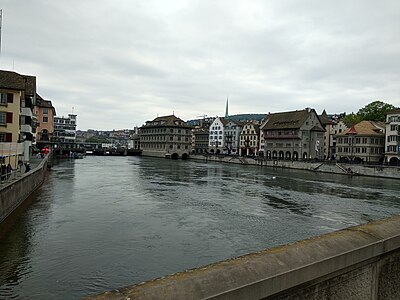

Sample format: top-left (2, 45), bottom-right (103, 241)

top-left (6, 163), bottom-right (12, 179)
top-left (1, 164), bottom-right (6, 182)
top-left (25, 162), bottom-right (31, 173)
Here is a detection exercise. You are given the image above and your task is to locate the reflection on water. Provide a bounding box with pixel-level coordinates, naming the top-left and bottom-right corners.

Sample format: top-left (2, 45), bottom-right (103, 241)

top-left (1, 156), bottom-right (400, 299)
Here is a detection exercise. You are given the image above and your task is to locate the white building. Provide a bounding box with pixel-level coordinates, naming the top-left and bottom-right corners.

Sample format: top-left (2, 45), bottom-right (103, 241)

top-left (208, 117), bottom-right (228, 154)
top-left (53, 114), bottom-right (77, 149)
top-left (385, 109), bottom-right (400, 165)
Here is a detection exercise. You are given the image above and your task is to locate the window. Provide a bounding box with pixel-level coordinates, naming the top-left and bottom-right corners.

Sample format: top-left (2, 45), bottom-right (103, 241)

top-left (0, 93), bottom-right (13, 104)
top-left (43, 116), bottom-right (49, 123)
top-left (0, 112), bottom-right (11, 124)
top-left (0, 94), bottom-right (6, 105)
top-left (43, 108), bottom-right (49, 115)
top-left (0, 132), bottom-right (11, 142)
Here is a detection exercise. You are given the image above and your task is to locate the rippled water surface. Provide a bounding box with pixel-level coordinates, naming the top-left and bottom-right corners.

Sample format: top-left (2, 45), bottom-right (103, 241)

top-left (1, 156), bottom-right (400, 299)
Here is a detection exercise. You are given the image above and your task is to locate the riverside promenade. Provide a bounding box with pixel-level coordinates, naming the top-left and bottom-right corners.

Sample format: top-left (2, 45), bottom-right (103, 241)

top-left (191, 154), bottom-right (400, 180)
top-left (0, 155), bottom-right (48, 226)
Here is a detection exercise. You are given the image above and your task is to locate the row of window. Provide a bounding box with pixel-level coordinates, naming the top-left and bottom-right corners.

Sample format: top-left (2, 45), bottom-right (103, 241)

top-left (388, 116), bottom-right (400, 122)
top-left (388, 135), bottom-right (399, 142)
top-left (387, 145), bottom-right (400, 152)
top-left (141, 143), bottom-right (189, 150)
top-left (141, 136), bottom-right (190, 142)
top-left (240, 141), bottom-right (258, 147)
top-left (337, 137), bottom-right (384, 145)
top-left (55, 119), bottom-right (76, 125)
top-left (141, 128), bottom-right (190, 134)
top-left (337, 147), bottom-right (384, 154)
top-left (240, 135), bottom-right (258, 140)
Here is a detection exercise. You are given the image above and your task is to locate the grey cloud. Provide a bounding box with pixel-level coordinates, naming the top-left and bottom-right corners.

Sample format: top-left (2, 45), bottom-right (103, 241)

top-left (1, 0), bottom-right (399, 129)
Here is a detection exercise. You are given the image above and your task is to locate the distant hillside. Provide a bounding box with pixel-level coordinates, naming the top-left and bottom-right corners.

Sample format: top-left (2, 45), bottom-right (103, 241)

top-left (227, 114), bottom-right (267, 122)
top-left (186, 113), bottom-right (266, 126)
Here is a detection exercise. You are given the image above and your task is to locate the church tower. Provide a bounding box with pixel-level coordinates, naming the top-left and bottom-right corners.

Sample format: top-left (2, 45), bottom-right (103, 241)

top-left (225, 97), bottom-right (229, 118)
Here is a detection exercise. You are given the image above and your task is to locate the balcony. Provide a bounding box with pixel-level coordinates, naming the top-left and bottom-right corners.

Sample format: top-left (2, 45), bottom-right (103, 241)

top-left (20, 124), bottom-right (33, 133)
top-left (21, 107), bottom-right (33, 117)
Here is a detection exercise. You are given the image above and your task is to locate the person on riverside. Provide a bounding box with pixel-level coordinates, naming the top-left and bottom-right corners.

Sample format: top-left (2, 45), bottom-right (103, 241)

top-left (25, 162), bottom-right (31, 173)
top-left (6, 163), bottom-right (12, 179)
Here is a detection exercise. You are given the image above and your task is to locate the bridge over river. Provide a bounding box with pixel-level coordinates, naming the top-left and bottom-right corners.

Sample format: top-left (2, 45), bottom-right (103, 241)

top-left (1, 156), bottom-right (400, 299)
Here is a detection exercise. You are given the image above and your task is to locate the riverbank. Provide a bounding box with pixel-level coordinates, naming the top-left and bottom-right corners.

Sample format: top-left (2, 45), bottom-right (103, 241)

top-left (0, 155), bottom-right (48, 225)
top-left (191, 154), bottom-right (400, 179)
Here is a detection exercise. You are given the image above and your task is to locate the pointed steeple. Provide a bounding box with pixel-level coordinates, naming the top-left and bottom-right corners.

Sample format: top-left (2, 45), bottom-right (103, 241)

top-left (225, 97), bottom-right (229, 118)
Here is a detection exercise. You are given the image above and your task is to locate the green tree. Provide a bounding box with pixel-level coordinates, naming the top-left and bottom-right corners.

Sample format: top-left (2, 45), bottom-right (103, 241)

top-left (344, 101), bottom-right (396, 126)
top-left (343, 113), bottom-right (362, 127)
top-left (357, 101), bottom-right (395, 122)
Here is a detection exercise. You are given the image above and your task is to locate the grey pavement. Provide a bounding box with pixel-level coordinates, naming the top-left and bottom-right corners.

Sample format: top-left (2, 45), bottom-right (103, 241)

top-left (0, 155), bottom-right (46, 189)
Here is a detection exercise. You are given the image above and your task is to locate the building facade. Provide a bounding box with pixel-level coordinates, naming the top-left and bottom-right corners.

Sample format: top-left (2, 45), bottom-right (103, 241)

top-left (224, 120), bottom-right (242, 154)
top-left (335, 121), bottom-right (385, 163)
top-left (239, 122), bottom-right (260, 156)
top-left (139, 115), bottom-right (192, 159)
top-left (35, 94), bottom-right (56, 146)
top-left (191, 117), bottom-right (214, 154)
top-left (0, 70), bottom-right (37, 163)
top-left (260, 108), bottom-right (325, 160)
top-left (53, 114), bottom-right (78, 149)
top-left (192, 128), bottom-right (209, 154)
top-left (208, 117), bottom-right (228, 154)
top-left (319, 111), bottom-right (348, 160)
top-left (384, 109), bottom-right (400, 165)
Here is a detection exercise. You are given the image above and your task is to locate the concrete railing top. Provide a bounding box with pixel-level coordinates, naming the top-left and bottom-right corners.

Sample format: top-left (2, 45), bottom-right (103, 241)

top-left (85, 215), bottom-right (400, 300)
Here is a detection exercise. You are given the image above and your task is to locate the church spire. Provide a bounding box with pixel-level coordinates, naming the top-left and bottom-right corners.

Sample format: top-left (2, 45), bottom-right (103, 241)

top-left (225, 97), bottom-right (229, 118)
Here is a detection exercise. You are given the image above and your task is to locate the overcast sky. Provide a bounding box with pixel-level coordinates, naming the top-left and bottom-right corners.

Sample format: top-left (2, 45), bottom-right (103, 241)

top-left (1, 0), bottom-right (399, 130)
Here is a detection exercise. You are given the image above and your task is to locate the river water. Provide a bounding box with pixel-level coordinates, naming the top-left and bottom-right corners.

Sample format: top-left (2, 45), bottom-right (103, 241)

top-left (1, 156), bottom-right (400, 299)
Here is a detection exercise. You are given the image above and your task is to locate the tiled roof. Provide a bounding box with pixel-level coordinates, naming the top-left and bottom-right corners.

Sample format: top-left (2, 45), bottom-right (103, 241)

top-left (262, 109), bottom-right (313, 130)
top-left (339, 121), bottom-right (385, 136)
top-left (24, 75), bottom-right (36, 96)
top-left (0, 70), bottom-right (36, 95)
top-left (143, 115), bottom-right (192, 128)
top-left (0, 70), bottom-right (25, 90)
top-left (387, 108), bottom-right (400, 115)
top-left (319, 109), bottom-right (332, 125)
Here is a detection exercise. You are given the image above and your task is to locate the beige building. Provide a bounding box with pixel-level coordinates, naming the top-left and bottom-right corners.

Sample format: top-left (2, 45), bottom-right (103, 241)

top-left (0, 70), bottom-right (36, 165)
top-left (139, 115), bottom-right (192, 159)
top-left (239, 122), bottom-right (260, 156)
top-left (385, 109), bottom-right (400, 165)
top-left (261, 108), bottom-right (325, 160)
top-left (336, 121), bottom-right (385, 163)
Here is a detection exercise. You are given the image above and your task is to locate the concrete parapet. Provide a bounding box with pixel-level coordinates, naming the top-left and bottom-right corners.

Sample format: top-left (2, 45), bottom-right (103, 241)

top-left (0, 156), bottom-right (48, 224)
top-left (86, 215), bottom-right (400, 300)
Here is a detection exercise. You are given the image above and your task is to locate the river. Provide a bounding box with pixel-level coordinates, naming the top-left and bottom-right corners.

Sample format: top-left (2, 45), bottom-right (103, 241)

top-left (1, 156), bottom-right (400, 299)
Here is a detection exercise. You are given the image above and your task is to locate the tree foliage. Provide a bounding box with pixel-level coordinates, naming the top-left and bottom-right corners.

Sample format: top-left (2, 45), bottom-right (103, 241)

top-left (343, 100), bottom-right (396, 126)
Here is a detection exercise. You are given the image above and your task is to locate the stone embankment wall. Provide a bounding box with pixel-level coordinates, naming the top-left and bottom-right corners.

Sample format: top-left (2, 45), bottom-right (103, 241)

top-left (0, 157), bottom-right (48, 224)
top-left (87, 215), bottom-right (400, 300)
top-left (191, 155), bottom-right (400, 179)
